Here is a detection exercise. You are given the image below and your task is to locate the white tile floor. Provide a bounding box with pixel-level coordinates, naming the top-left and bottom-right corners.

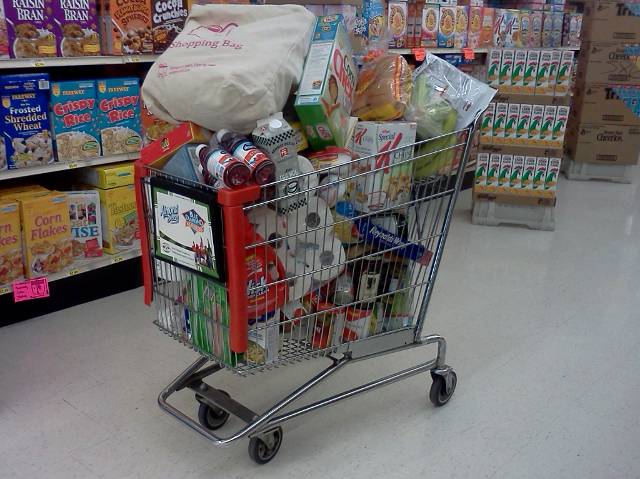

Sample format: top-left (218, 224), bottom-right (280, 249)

top-left (2, 174), bottom-right (640, 478)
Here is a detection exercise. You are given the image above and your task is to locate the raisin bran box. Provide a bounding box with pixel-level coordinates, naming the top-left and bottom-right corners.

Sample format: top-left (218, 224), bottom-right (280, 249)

top-left (5, 0), bottom-right (57, 58)
top-left (151, 0), bottom-right (188, 54)
top-left (96, 77), bottom-right (142, 156)
top-left (53, 0), bottom-right (101, 57)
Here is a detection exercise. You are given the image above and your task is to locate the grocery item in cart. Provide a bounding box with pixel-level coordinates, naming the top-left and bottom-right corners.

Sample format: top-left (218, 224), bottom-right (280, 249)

top-left (151, 0), bottom-right (188, 53)
top-left (247, 310), bottom-right (280, 364)
top-left (141, 94), bottom-right (174, 145)
top-left (295, 14), bottom-right (357, 150)
top-left (353, 54), bottom-right (412, 122)
top-left (5, 0), bottom-right (57, 58)
top-left (0, 73), bottom-right (54, 169)
top-left (19, 192), bottom-right (73, 278)
top-left (100, 0), bottom-right (152, 55)
top-left (96, 77), bottom-right (142, 156)
top-left (0, 201), bottom-right (23, 286)
top-left (142, 4), bottom-right (315, 134)
top-left (195, 144), bottom-right (251, 188)
top-left (53, 0), bottom-right (100, 56)
top-left (51, 80), bottom-right (101, 162)
top-left (216, 130), bottom-right (275, 186)
top-left (65, 190), bottom-right (102, 258)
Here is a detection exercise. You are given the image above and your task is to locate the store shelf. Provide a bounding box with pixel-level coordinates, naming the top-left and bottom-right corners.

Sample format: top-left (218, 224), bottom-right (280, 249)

top-left (393, 48), bottom-right (489, 55)
top-left (0, 248), bottom-right (141, 297)
top-left (0, 152), bottom-right (140, 181)
top-left (0, 55), bottom-right (159, 70)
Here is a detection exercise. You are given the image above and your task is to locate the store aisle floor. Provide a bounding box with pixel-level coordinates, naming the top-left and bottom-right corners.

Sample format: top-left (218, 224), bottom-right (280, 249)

top-left (2, 174), bottom-right (640, 479)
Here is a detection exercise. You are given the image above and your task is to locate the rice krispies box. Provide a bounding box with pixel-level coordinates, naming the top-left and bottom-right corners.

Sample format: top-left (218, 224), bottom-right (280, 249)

top-left (100, 0), bottom-right (152, 55)
top-left (151, 0), bottom-right (188, 54)
top-left (53, 0), bottom-right (101, 57)
top-left (0, 73), bottom-right (54, 170)
top-left (66, 190), bottom-right (102, 258)
top-left (96, 77), bottom-right (142, 156)
top-left (4, 0), bottom-right (57, 58)
top-left (294, 15), bottom-right (357, 150)
top-left (51, 80), bottom-right (101, 162)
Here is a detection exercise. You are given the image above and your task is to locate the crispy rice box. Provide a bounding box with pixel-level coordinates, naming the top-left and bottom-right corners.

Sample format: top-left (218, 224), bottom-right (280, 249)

top-left (0, 201), bottom-right (24, 286)
top-left (96, 77), bottom-right (142, 156)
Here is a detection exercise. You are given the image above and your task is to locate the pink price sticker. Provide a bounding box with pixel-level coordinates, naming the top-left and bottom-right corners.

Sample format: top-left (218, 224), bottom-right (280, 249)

top-left (13, 277), bottom-right (50, 303)
top-left (462, 48), bottom-right (475, 60)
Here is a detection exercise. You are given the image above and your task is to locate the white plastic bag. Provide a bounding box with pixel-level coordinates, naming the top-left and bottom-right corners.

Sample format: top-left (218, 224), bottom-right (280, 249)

top-left (142, 4), bottom-right (316, 133)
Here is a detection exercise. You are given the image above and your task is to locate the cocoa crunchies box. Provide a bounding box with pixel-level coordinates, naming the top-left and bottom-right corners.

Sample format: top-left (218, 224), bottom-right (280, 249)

top-left (150, 0), bottom-right (188, 54)
top-left (4, 0), bottom-right (57, 58)
top-left (100, 0), bottom-right (153, 55)
top-left (52, 0), bottom-right (101, 57)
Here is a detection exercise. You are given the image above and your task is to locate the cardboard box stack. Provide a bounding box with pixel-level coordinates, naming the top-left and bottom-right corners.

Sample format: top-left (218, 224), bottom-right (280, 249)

top-left (566, 1), bottom-right (640, 168)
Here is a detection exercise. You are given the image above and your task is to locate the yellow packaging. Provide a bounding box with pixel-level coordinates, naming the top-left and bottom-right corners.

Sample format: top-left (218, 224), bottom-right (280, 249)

top-left (19, 193), bottom-right (73, 278)
top-left (0, 184), bottom-right (49, 200)
top-left (78, 162), bottom-right (134, 189)
top-left (0, 201), bottom-right (24, 286)
top-left (96, 184), bottom-right (139, 254)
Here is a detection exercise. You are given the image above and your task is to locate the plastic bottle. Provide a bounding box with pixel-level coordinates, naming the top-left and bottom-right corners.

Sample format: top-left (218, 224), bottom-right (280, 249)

top-left (195, 144), bottom-right (251, 188)
top-left (216, 129), bottom-right (276, 186)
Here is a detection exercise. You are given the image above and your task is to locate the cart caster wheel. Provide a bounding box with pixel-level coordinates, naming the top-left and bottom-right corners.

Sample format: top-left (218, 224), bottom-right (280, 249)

top-left (429, 370), bottom-right (457, 407)
top-left (197, 390), bottom-right (230, 430)
top-left (248, 427), bottom-right (283, 465)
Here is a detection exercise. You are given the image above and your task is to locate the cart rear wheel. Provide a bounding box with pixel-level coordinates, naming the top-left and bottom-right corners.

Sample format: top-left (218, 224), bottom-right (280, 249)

top-left (248, 427), bottom-right (283, 464)
top-left (429, 370), bottom-right (457, 407)
top-left (197, 390), bottom-right (231, 430)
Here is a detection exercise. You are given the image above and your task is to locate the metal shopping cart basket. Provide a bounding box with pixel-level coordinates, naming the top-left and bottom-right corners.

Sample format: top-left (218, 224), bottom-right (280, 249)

top-left (134, 119), bottom-right (477, 464)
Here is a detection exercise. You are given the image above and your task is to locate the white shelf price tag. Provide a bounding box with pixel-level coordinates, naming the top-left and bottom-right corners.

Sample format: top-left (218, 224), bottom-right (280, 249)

top-left (33, 60), bottom-right (46, 67)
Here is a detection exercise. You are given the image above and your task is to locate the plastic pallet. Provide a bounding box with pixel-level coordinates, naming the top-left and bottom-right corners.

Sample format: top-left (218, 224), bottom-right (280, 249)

top-left (565, 160), bottom-right (634, 184)
top-left (472, 198), bottom-right (555, 231)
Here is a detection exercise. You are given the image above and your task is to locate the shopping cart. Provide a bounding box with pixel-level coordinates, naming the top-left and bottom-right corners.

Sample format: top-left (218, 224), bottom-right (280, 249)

top-left (135, 119), bottom-right (477, 464)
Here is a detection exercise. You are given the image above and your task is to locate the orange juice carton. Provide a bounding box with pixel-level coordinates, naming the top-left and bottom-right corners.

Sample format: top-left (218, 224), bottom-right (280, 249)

top-left (552, 105), bottom-right (569, 146)
top-left (522, 156), bottom-right (537, 189)
top-left (0, 201), bottom-right (23, 286)
top-left (535, 50), bottom-right (552, 94)
top-left (544, 157), bottom-right (561, 194)
top-left (516, 104), bottom-right (532, 143)
top-left (475, 152), bottom-right (489, 186)
top-left (510, 49), bottom-right (527, 93)
top-left (540, 105), bottom-right (557, 146)
top-left (505, 103), bottom-right (520, 143)
top-left (498, 49), bottom-right (514, 90)
top-left (479, 7), bottom-right (494, 48)
top-left (518, 10), bottom-right (530, 47)
top-left (480, 103), bottom-right (495, 142)
top-left (486, 49), bottom-right (502, 87)
top-left (533, 157), bottom-right (548, 192)
top-left (388, 1), bottom-right (409, 48)
top-left (454, 6), bottom-right (468, 48)
top-left (554, 50), bottom-right (573, 96)
top-left (511, 155), bottom-right (525, 189)
top-left (437, 6), bottom-right (455, 48)
top-left (528, 11), bottom-right (542, 47)
top-left (467, 6), bottom-right (482, 48)
top-left (523, 49), bottom-right (539, 94)
top-left (528, 104), bottom-right (544, 144)
top-left (19, 192), bottom-right (73, 278)
top-left (421, 4), bottom-right (440, 48)
top-left (487, 154), bottom-right (501, 189)
top-left (493, 102), bottom-right (508, 143)
top-left (497, 154), bottom-right (513, 190)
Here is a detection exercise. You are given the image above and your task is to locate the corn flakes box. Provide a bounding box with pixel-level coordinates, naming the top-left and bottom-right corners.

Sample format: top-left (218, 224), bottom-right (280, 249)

top-left (66, 190), bottom-right (102, 258)
top-left (0, 184), bottom-right (48, 200)
top-left (19, 192), bottom-right (73, 278)
top-left (437, 6), bottom-right (455, 48)
top-left (78, 161), bottom-right (134, 189)
top-left (0, 201), bottom-right (24, 286)
top-left (100, 0), bottom-right (152, 55)
top-left (52, 0), bottom-right (101, 57)
top-left (96, 184), bottom-right (138, 254)
top-left (96, 78), bottom-right (142, 156)
top-left (4, 0), bottom-right (57, 58)
top-left (51, 80), bottom-right (101, 162)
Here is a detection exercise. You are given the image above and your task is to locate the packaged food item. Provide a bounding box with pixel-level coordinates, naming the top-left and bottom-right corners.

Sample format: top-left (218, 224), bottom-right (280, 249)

top-left (78, 161), bottom-right (133, 189)
top-left (511, 50), bottom-right (527, 93)
top-left (533, 157), bottom-right (548, 191)
top-left (363, 0), bottom-right (385, 42)
top-left (518, 10), bottom-right (530, 48)
top-left (388, 1), bottom-right (408, 48)
top-left (437, 5), bottom-right (455, 48)
top-left (552, 105), bottom-right (569, 146)
top-left (493, 102), bottom-right (508, 143)
top-left (53, 0), bottom-right (100, 57)
top-left (406, 0), bottom-right (415, 49)
top-left (562, 12), bottom-right (581, 47)
top-left (0, 201), bottom-right (23, 286)
top-left (412, 1), bottom-right (423, 49)
top-left (540, 105), bottom-right (556, 145)
top-left (545, 157), bottom-right (560, 193)
top-left (511, 155), bottom-right (524, 189)
top-left (522, 156), bottom-right (536, 189)
top-left (454, 6), bottom-right (468, 48)
top-left (0, 3), bottom-right (8, 59)
top-left (50, 80), bottom-right (100, 162)
top-left (353, 54), bottom-right (412, 122)
top-left (247, 310), bottom-right (280, 364)
top-left (151, 0), bottom-right (188, 53)
top-left (505, 104), bottom-right (520, 144)
top-left (523, 49), bottom-right (539, 94)
top-left (0, 73), bottom-right (54, 169)
top-left (216, 130), bottom-right (275, 186)
top-left (486, 154), bottom-right (500, 189)
top-left (551, 12), bottom-right (563, 48)
top-left (140, 94), bottom-right (174, 145)
top-left (342, 306), bottom-right (376, 341)
top-left (475, 152), bottom-right (489, 186)
top-left (5, 0), bottom-right (57, 58)
top-left (535, 50), bottom-right (552, 95)
top-left (541, 12), bottom-right (553, 47)
top-left (66, 190), bottom-right (102, 258)
top-left (516, 104), bottom-right (531, 142)
top-left (486, 49), bottom-right (502, 88)
top-left (0, 184), bottom-right (48, 200)
top-left (100, 0), bottom-right (152, 55)
top-left (467, 6), bottom-right (482, 48)
top-left (19, 192), bottom-right (73, 278)
top-left (493, 8), bottom-right (518, 47)
top-left (541, 50), bottom-right (561, 96)
top-left (96, 77), bottom-right (142, 156)
top-left (420, 3), bottom-right (439, 48)
top-left (294, 15), bottom-right (357, 150)
top-left (554, 50), bottom-right (573, 96)
top-left (479, 7), bottom-right (494, 47)
top-left (497, 154), bottom-right (512, 189)
top-left (528, 10), bottom-right (542, 47)
top-left (95, 184), bottom-right (138, 254)
top-left (529, 104), bottom-right (544, 143)
top-left (498, 49), bottom-right (514, 89)
top-left (480, 103), bottom-right (495, 141)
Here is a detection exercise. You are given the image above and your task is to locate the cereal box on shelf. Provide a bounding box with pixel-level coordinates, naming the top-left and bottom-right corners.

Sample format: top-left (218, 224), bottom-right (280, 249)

top-left (420, 4), bottom-right (439, 48)
top-left (479, 7), bottom-right (494, 47)
top-left (437, 5), bottom-right (455, 48)
top-left (518, 10), bottom-right (530, 47)
top-left (0, 73), bottom-right (54, 170)
top-left (388, 1), bottom-right (408, 49)
top-left (0, 201), bottom-right (23, 286)
top-left (528, 11), bottom-right (542, 47)
top-left (0, 2), bottom-right (9, 59)
top-left (151, 0), bottom-right (188, 54)
top-left (0, 137), bottom-right (6, 171)
top-left (19, 192), bottom-right (73, 278)
top-left (78, 161), bottom-right (134, 189)
top-left (4, 0), bottom-right (57, 58)
top-left (453, 6), bottom-right (468, 49)
top-left (66, 190), bottom-right (102, 258)
top-left (294, 15), bottom-right (357, 150)
top-left (467, 6), bottom-right (482, 48)
top-left (51, 80), bottom-right (101, 162)
top-left (96, 77), bottom-right (142, 156)
top-left (94, 184), bottom-right (138, 254)
top-left (53, 0), bottom-right (100, 56)
top-left (100, 0), bottom-right (152, 55)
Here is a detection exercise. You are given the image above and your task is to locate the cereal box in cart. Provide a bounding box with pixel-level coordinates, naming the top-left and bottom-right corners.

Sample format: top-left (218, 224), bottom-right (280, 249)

top-left (97, 77), bottom-right (142, 156)
top-left (0, 73), bottom-right (54, 170)
top-left (4, 0), bottom-right (57, 58)
top-left (53, 0), bottom-right (101, 56)
top-left (0, 201), bottom-right (23, 287)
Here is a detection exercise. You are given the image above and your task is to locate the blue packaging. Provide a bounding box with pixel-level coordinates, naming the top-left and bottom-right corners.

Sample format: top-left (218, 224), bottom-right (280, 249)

top-left (96, 77), bottom-right (142, 156)
top-left (50, 80), bottom-right (101, 162)
top-left (0, 73), bottom-right (53, 169)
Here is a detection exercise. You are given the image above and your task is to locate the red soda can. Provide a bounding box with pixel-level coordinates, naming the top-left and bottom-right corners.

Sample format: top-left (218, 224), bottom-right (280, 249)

top-left (195, 144), bottom-right (251, 188)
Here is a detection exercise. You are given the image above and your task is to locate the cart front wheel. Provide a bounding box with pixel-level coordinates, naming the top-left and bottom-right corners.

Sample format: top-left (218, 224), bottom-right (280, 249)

top-left (197, 390), bottom-right (231, 430)
top-left (429, 370), bottom-right (457, 407)
top-left (248, 427), bottom-right (283, 464)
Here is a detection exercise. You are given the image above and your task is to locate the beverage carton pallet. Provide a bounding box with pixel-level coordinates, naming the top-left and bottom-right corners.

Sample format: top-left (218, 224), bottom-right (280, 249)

top-left (472, 197), bottom-right (555, 231)
top-left (565, 160), bottom-right (634, 184)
